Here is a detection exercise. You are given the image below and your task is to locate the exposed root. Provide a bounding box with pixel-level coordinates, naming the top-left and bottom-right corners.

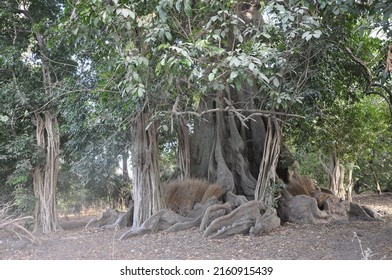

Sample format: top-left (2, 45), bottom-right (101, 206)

top-left (119, 210), bottom-right (193, 239)
top-left (85, 208), bottom-right (131, 229)
top-left (199, 202), bottom-right (232, 231)
top-left (203, 200), bottom-right (264, 238)
top-left (250, 207), bottom-right (281, 236)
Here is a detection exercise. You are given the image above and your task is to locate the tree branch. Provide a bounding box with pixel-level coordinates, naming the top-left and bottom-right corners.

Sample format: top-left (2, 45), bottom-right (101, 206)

top-left (344, 46), bottom-right (372, 84)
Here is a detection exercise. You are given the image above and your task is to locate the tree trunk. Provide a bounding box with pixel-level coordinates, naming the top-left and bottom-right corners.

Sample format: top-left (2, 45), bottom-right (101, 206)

top-left (177, 116), bottom-right (190, 179)
top-left (122, 151), bottom-right (130, 184)
top-left (255, 117), bottom-right (281, 207)
top-left (32, 111), bottom-right (61, 233)
top-left (346, 163), bottom-right (354, 201)
top-left (131, 111), bottom-right (165, 228)
top-left (189, 93), bottom-right (267, 200)
top-left (325, 152), bottom-right (346, 200)
top-left (337, 164), bottom-right (345, 199)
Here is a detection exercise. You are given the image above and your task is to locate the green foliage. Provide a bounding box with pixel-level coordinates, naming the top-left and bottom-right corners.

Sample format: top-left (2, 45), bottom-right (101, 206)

top-left (12, 186), bottom-right (35, 215)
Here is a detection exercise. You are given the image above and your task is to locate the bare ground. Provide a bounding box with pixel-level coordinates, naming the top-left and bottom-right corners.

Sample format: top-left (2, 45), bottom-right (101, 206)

top-left (1, 193), bottom-right (392, 260)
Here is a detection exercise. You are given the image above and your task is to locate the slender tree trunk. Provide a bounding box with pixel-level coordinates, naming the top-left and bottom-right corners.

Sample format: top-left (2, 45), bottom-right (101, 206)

top-left (328, 152), bottom-right (339, 195)
top-left (368, 151), bottom-right (382, 194)
top-left (370, 165), bottom-right (382, 194)
top-left (326, 151), bottom-right (346, 200)
top-left (255, 117), bottom-right (281, 207)
top-left (122, 151), bottom-right (130, 184)
top-left (177, 116), bottom-right (190, 179)
top-left (32, 112), bottom-right (61, 233)
top-left (338, 164), bottom-right (346, 199)
top-left (131, 111), bottom-right (165, 228)
top-left (346, 163), bottom-right (354, 201)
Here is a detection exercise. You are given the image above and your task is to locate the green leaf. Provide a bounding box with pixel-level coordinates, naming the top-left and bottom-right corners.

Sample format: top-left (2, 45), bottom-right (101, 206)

top-left (235, 79), bottom-right (242, 91)
top-left (258, 72), bottom-right (269, 83)
top-left (273, 77), bottom-right (280, 88)
top-left (175, 0), bottom-right (182, 12)
top-left (302, 31), bottom-right (312, 41)
top-left (208, 72), bottom-right (215, 81)
top-left (161, 124), bottom-right (169, 132)
top-left (246, 77), bottom-right (254, 87)
top-left (137, 85), bottom-right (145, 98)
top-left (185, 0), bottom-right (192, 17)
top-left (117, 8), bottom-right (136, 20)
top-left (229, 56), bottom-right (241, 68)
top-left (230, 70), bottom-right (238, 80)
top-left (165, 32), bottom-right (173, 41)
top-left (313, 30), bottom-right (322, 38)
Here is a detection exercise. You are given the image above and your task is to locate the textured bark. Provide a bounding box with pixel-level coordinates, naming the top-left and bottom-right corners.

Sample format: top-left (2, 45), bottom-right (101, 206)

top-left (177, 116), bottom-right (191, 179)
top-left (278, 189), bottom-right (330, 225)
top-left (189, 94), bottom-right (267, 200)
top-left (131, 111), bottom-right (165, 228)
top-left (255, 117), bottom-right (281, 207)
top-left (250, 207), bottom-right (281, 236)
top-left (346, 163), bottom-right (354, 202)
top-left (32, 112), bottom-right (61, 233)
top-left (203, 200), bottom-right (265, 238)
top-left (321, 152), bottom-right (346, 200)
top-left (278, 188), bottom-right (382, 225)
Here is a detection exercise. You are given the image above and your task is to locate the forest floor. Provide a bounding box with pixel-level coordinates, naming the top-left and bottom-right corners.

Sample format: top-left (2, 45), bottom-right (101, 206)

top-left (1, 193), bottom-right (392, 260)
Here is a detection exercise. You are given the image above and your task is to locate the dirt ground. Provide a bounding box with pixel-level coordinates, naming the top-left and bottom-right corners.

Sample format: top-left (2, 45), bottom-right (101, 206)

top-left (1, 193), bottom-right (392, 260)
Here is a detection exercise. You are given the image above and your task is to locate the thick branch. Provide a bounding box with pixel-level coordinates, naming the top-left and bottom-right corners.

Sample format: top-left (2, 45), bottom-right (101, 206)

top-left (344, 46), bottom-right (372, 84)
top-left (171, 106), bottom-right (303, 120)
top-left (344, 46), bottom-right (392, 118)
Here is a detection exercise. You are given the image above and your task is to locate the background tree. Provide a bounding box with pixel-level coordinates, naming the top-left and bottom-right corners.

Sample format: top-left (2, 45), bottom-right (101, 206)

top-left (286, 0), bottom-right (392, 198)
top-left (0, 0), bottom-right (80, 233)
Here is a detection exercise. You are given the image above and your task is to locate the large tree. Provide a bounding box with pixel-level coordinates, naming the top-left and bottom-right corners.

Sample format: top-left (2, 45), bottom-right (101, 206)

top-left (62, 0), bottom-right (326, 227)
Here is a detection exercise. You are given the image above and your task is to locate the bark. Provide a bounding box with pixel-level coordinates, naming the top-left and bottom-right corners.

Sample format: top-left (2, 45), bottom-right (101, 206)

top-left (189, 94), bottom-right (266, 200)
top-left (203, 200), bottom-right (265, 238)
top-left (122, 151), bottom-right (130, 184)
top-left (337, 164), bottom-right (346, 199)
top-left (131, 111), bottom-right (165, 228)
top-left (278, 189), bottom-right (382, 225)
top-left (176, 116), bottom-right (190, 179)
top-left (32, 111), bottom-right (61, 233)
top-left (255, 117), bottom-right (281, 207)
top-left (328, 152), bottom-right (340, 196)
top-left (321, 151), bottom-right (346, 200)
top-left (250, 207), bottom-right (281, 236)
top-left (346, 163), bottom-right (354, 202)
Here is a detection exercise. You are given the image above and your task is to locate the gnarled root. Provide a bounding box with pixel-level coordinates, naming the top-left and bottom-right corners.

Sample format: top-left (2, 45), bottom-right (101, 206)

top-left (203, 200), bottom-right (264, 238)
top-left (278, 189), bottom-right (330, 224)
top-left (250, 207), bottom-right (281, 236)
top-left (199, 202), bottom-right (232, 231)
top-left (120, 210), bottom-right (192, 239)
top-left (210, 220), bottom-right (255, 239)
